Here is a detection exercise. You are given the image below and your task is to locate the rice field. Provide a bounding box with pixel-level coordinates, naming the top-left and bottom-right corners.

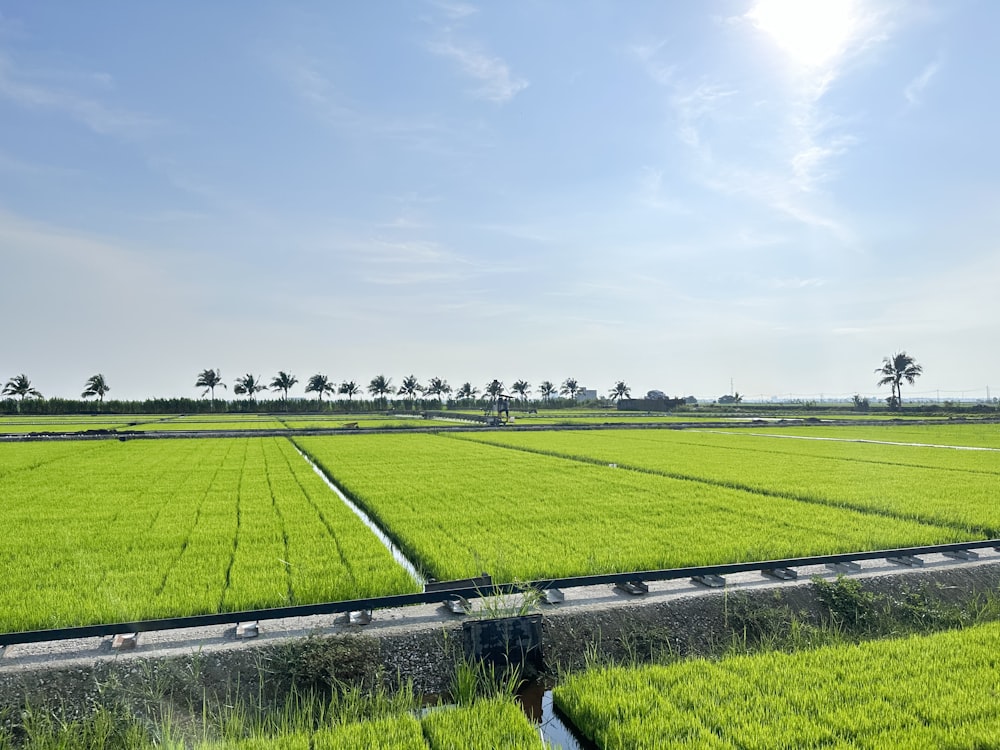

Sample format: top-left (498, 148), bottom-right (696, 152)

top-left (0, 437), bottom-right (417, 633)
top-left (455, 427), bottom-right (1000, 534)
top-left (295, 433), bottom-right (966, 583)
top-left (554, 620), bottom-right (1000, 748)
top-left (1, 421), bottom-right (996, 632)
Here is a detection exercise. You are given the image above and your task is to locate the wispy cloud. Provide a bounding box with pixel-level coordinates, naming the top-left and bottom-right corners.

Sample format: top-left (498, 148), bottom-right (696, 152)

top-left (427, 0), bottom-right (479, 21)
top-left (0, 148), bottom-right (77, 177)
top-left (904, 57), bottom-right (941, 105)
top-left (0, 53), bottom-right (160, 137)
top-left (0, 209), bottom-right (160, 281)
top-left (632, 3), bottom-right (894, 238)
top-left (790, 134), bottom-right (857, 192)
top-left (636, 166), bottom-right (690, 213)
top-left (428, 36), bottom-right (528, 103)
top-left (671, 83), bottom-right (737, 148)
top-left (629, 40), bottom-right (675, 86)
top-left (273, 54), bottom-right (461, 154)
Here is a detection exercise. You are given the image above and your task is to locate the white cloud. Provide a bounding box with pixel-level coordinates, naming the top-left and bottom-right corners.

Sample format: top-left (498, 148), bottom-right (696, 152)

top-left (272, 54), bottom-right (462, 155)
top-left (671, 82), bottom-right (737, 148)
top-left (630, 40), bottom-right (675, 86)
top-left (904, 58), bottom-right (941, 105)
top-left (428, 37), bottom-right (528, 103)
top-left (427, 0), bottom-right (479, 20)
top-left (0, 53), bottom-right (160, 137)
top-left (636, 166), bottom-right (689, 213)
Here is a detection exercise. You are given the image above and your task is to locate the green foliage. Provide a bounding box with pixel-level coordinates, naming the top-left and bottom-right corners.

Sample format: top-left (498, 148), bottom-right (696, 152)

top-left (313, 715), bottom-right (424, 749)
top-left (422, 698), bottom-right (540, 750)
top-left (0, 437), bottom-right (416, 633)
top-left (459, 427), bottom-right (1000, 534)
top-left (81, 373), bottom-right (111, 403)
top-left (876, 350), bottom-right (923, 408)
top-left (276, 636), bottom-right (382, 694)
top-left (296, 433), bottom-right (960, 583)
top-left (233, 374), bottom-right (265, 401)
top-left (17, 703), bottom-right (153, 750)
top-left (555, 621), bottom-right (1000, 749)
top-left (449, 659), bottom-right (523, 707)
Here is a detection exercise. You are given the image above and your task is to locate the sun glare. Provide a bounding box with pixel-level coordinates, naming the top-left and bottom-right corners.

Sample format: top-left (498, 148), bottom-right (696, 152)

top-left (747, 0), bottom-right (859, 69)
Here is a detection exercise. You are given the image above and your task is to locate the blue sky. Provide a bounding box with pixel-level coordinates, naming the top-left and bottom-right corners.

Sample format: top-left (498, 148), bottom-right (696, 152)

top-left (2, 1), bottom-right (997, 403)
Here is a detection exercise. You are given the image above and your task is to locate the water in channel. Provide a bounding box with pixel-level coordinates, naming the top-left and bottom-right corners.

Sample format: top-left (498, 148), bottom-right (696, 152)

top-left (294, 445), bottom-right (427, 587)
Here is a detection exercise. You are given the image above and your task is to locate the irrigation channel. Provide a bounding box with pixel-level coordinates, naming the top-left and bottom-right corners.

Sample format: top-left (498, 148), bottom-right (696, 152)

top-left (294, 444), bottom-right (427, 587)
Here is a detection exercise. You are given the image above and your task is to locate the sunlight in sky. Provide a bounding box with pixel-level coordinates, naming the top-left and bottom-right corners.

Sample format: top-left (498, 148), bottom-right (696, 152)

top-left (1, 2), bottom-right (997, 401)
top-left (747, 0), bottom-right (859, 69)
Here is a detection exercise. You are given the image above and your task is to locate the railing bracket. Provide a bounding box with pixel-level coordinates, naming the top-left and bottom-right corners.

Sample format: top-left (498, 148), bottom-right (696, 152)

top-left (348, 610), bottom-right (372, 626)
top-left (691, 574), bottom-right (725, 588)
top-left (826, 560), bottom-right (862, 574)
top-left (761, 567), bottom-right (797, 581)
top-left (111, 633), bottom-right (138, 650)
top-left (235, 621), bottom-right (259, 639)
top-left (614, 580), bottom-right (648, 596)
top-left (886, 555), bottom-right (924, 567)
top-left (445, 596), bottom-right (471, 615)
top-left (542, 588), bottom-right (565, 605)
top-left (942, 549), bottom-right (978, 561)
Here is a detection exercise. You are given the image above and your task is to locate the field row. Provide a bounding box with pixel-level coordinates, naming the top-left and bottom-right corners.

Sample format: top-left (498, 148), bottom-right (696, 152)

top-left (452, 428), bottom-right (1000, 533)
top-left (296, 434), bottom-right (965, 583)
top-left (195, 697), bottom-right (539, 750)
top-left (0, 414), bottom-right (462, 434)
top-left (0, 438), bottom-right (416, 632)
top-left (554, 620), bottom-right (1000, 748)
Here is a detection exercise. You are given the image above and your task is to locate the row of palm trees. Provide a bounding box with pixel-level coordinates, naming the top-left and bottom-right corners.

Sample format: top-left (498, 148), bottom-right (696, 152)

top-left (194, 369), bottom-right (633, 405)
top-left (0, 371), bottom-right (631, 408)
top-left (2, 373), bottom-right (111, 403)
top-left (3, 353), bottom-right (924, 408)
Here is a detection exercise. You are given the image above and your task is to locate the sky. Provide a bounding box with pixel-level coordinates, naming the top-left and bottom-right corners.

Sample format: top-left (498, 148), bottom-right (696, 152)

top-left (1, 0), bottom-right (998, 403)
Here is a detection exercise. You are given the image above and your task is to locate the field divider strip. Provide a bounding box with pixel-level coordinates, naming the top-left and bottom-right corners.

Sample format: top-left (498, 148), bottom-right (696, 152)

top-left (700, 429), bottom-right (1000, 452)
top-left (441, 433), bottom-right (999, 538)
top-left (3, 537), bottom-right (998, 647)
top-left (289, 440), bottom-right (427, 588)
top-left (627, 429), bottom-right (1000, 478)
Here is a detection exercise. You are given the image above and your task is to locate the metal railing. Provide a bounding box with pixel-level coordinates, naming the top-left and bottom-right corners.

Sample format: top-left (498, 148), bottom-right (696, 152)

top-left (2, 538), bottom-right (997, 648)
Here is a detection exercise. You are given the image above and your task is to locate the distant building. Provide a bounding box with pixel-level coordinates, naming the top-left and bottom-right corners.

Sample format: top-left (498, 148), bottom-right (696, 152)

top-left (618, 397), bottom-right (686, 412)
top-left (576, 388), bottom-right (598, 401)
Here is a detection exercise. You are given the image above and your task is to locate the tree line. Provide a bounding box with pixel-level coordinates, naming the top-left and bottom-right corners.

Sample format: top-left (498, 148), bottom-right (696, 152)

top-left (2, 352), bottom-right (925, 413)
top-left (1, 370), bottom-right (636, 414)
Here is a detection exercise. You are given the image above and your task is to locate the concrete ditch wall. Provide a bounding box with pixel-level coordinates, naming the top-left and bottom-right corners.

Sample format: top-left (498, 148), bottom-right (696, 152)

top-left (2, 557), bottom-right (999, 721)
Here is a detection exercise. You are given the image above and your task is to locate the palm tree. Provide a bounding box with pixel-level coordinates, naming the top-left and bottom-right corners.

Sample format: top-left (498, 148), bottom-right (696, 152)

top-left (368, 374), bottom-right (393, 408)
top-left (305, 373), bottom-right (336, 403)
top-left (609, 380), bottom-right (631, 402)
top-left (270, 371), bottom-right (299, 406)
top-left (425, 376), bottom-right (451, 403)
top-left (339, 380), bottom-right (361, 402)
top-left (875, 351), bottom-right (923, 409)
top-left (456, 382), bottom-right (479, 403)
top-left (484, 379), bottom-right (505, 399)
top-left (3, 374), bottom-right (42, 412)
top-left (560, 377), bottom-right (581, 401)
top-left (81, 374), bottom-right (111, 404)
top-left (195, 368), bottom-right (226, 405)
top-left (397, 374), bottom-right (423, 408)
top-left (511, 380), bottom-right (531, 401)
top-left (538, 381), bottom-right (556, 401)
top-left (234, 373), bottom-right (265, 403)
